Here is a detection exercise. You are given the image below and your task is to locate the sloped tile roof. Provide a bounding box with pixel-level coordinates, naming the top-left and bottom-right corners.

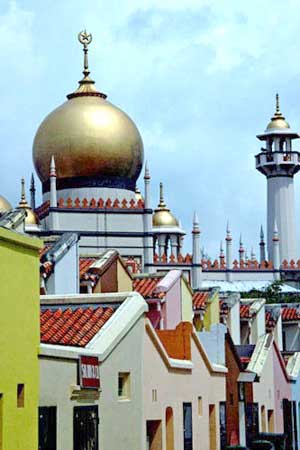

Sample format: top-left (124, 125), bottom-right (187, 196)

top-left (133, 277), bottom-right (163, 298)
top-left (240, 304), bottom-right (251, 319)
top-left (40, 306), bottom-right (114, 347)
top-left (282, 306), bottom-right (300, 321)
top-left (193, 292), bottom-right (209, 310)
top-left (79, 257), bottom-right (97, 278)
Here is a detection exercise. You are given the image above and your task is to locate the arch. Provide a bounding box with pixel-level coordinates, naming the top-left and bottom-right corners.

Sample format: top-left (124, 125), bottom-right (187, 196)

top-left (166, 407), bottom-right (174, 450)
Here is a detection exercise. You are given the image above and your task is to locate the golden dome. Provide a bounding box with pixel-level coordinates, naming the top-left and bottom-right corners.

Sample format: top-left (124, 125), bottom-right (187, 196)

top-left (266, 94), bottom-right (290, 130)
top-left (135, 186), bottom-right (143, 202)
top-left (152, 183), bottom-right (179, 227)
top-left (33, 31), bottom-right (143, 192)
top-left (17, 178), bottom-right (38, 226)
top-left (0, 195), bottom-right (12, 214)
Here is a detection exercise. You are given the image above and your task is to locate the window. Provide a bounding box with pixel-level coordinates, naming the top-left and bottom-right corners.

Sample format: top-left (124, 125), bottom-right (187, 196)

top-left (118, 372), bottom-right (130, 400)
top-left (17, 384), bottom-right (24, 408)
top-left (152, 389), bottom-right (157, 402)
top-left (198, 397), bottom-right (203, 416)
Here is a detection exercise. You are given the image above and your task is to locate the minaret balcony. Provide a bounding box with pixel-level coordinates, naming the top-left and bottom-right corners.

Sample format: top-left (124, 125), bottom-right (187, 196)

top-left (255, 150), bottom-right (300, 177)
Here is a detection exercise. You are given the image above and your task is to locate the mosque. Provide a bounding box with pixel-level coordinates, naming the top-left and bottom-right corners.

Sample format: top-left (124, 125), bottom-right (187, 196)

top-left (1, 31), bottom-right (300, 290)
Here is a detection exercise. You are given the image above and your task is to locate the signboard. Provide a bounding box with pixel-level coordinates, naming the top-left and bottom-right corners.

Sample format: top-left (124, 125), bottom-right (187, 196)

top-left (79, 355), bottom-right (100, 389)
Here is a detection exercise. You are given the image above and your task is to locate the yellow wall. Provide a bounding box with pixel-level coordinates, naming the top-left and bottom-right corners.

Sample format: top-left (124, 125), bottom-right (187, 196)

top-left (0, 228), bottom-right (42, 450)
top-left (181, 278), bottom-right (193, 323)
top-left (117, 260), bottom-right (133, 292)
top-left (203, 290), bottom-right (220, 331)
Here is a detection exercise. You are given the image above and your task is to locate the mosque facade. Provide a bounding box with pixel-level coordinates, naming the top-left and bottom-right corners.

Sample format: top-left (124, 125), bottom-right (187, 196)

top-left (1, 31), bottom-right (300, 289)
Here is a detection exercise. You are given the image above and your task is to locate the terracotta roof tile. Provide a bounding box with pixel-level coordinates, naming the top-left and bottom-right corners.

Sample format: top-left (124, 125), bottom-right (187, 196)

top-left (193, 292), bottom-right (209, 310)
top-left (40, 306), bottom-right (114, 347)
top-left (240, 304), bottom-right (251, 319)
top-left (133, 277), bottom-right (162, 298)
top-left (79, 257), bottom-right (97, 277)
top-left (282, 306), bottom-right (300, 321)
top-left (265, 311), bottom-right (277, 331)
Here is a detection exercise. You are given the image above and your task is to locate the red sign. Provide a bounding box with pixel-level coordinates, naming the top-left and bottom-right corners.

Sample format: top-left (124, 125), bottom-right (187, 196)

top-left (79, 355), bottom-right (100, 389)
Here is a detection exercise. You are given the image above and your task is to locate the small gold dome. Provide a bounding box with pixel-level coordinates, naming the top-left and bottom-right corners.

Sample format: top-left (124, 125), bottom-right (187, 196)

top-left (153, 209), bottom-right (178, 227)
top-left (0, 195), bottom-right (12, 214)
top-left (135, 186), bottom-right (143, 202)
top-left (152, 183), bottom-right (179, 227)
top-left (266, 93), bottom-right (290, 130)
top-left (33, 32), bottom-right (143, 192)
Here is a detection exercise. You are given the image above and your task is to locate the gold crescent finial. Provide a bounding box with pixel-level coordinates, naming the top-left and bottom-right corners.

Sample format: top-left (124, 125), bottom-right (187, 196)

top-left (78, 30), bottom-right (92, 78)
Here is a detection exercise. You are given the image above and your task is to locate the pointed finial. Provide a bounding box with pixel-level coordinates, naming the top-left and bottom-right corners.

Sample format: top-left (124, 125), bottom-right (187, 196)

top-left (251, 247), bottom-right (256, 261)
top-left (18, 177), bottom-right (29, 207)
top-left (273, 221), bottom-right (279, 241)
top-left (220, 240), bottom-right (224, 257)
top-left (192, 211), bottom-right (200, 233)
top-left (50, 155), bottom-right (56, 177)
top-left (158, 182), bottom-right (166, 208)
top-left (144, 160), bottom-right (150, 180)
top-left (67, 31), bottom-right (106, 100)
top-left (239, 234), bottom-right (243, 247)
top-left (78, 30), bottom-right (92, 79)
top-left (226, 221), bottom-right (232, 241)
top-left (276, 93), bottom-right (280, 114)
top-left (260, 225), bottom-right (265, 242)
top-left (30, 173), bottom-right (35, 191)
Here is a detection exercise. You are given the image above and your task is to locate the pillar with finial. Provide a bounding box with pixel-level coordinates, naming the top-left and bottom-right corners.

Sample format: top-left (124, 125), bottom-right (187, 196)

top-left (17, 178), bottom-right (38, 230)
top-left (220, 240), bottom-right (225, 267)
top-left (239, 234), bottom-right (245, 264)
top-left (272, 222), bottom-right (280, 280)
top-left (251, 248), bottom-right (256, 262)
top-left (192, 212), bottom-right (202, 289)
top-left (260, 225), bottom-right (266, 263)
top-left (256, 93), bottom-right (300, 262)
top-left (226, 221), bottom-right (232, 281)
top-left (49, 155), bottom-right (59, 230)
top-left (143, 161), bottom-right (153, 272)
top-left (30, 173), bottom-right (36, 210)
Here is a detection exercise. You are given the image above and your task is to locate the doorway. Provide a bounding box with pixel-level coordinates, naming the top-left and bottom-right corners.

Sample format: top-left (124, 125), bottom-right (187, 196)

top-left (146, 420), bottom-right (162, 450)
top-left (183, 403), bottom-right (193, 450)
top-left (39, 406), bottom-right (57, 450)
top-left (73, 406), bottom-right (99, 450)
top-left (166, 407), bottom-right (174, 450)
top-left (209, 404), bottom-right (217, 450)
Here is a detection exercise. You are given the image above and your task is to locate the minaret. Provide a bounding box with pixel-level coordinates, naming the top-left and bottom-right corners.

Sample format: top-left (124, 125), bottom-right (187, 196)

top-left (272, 222), bottom-right (280, 280)
top-left (239, 234), bottom-right (245, 264)
top-left (192, 212), bottom-right (202, 289)
top-left (260, 226), bottom-right (266, 263)
top-left (256, 94), bottom-right (300, 262)
top-left (49, 156), bottom-right (59, 230)
top-left (30, 173), bottom-right (36, 210)
top-left (143, 161), bottom-right (153, 272)
top-left (226, 222), bottom-right (232, 281)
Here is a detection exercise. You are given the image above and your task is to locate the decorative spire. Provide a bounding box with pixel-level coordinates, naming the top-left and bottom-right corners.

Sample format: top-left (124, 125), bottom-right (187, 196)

top-left (273, 221), bottom-right (279, 241)
top-left (239, 234), bottom-right (243, 249)
top-left (50, 155), bottom-right (56, 177)
top-left (192, 212), bottom-right (200, 234)
top-left (158, 182), bottom-right (167, 208)
top-left (271, 93), bottom-right (286, 121)
top-left (67, 30), bottom-right (106, 100)
top-left (220, 240), bottom-right (224, 257)
top-left (226, 221), bottom-right (232, 241)
top-left (144, 160), bottom-right (150, 180)
top-left (18, 178), bottom-right (29, 208)
top-left (251, 247), bottom-right (256, 261)
top-left (30, 173), bottom-right (36, 210)
top-left (260, 225), bottom-right (265, 242)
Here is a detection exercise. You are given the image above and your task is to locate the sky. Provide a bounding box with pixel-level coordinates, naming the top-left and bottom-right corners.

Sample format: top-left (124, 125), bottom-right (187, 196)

top-left (1, 0), bottom-right (300, 259)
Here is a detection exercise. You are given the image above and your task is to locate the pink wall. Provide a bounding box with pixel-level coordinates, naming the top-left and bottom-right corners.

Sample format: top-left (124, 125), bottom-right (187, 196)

top-left (272, 345), bottom-right (291, 432)
top-left (163, 279), bottom-right (181, 329)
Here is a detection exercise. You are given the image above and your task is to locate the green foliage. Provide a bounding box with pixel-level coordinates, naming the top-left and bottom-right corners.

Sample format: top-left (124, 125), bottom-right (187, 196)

top-left (240, 280), bottom-right (300, 304)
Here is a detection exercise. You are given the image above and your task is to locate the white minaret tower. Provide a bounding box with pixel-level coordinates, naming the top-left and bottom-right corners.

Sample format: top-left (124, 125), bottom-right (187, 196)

top-left (256, 94), bottom-right (300, 262)
top-left (192, 212), bottom-right (202, 289)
